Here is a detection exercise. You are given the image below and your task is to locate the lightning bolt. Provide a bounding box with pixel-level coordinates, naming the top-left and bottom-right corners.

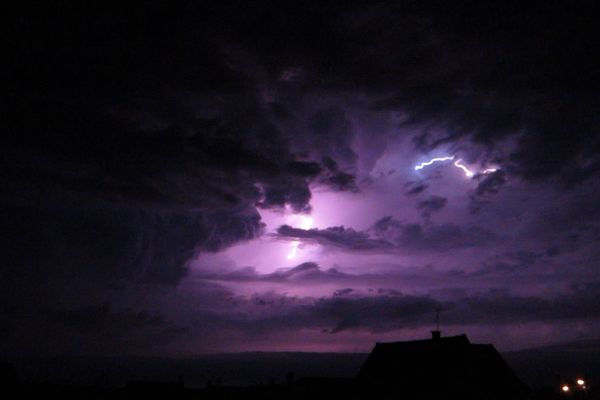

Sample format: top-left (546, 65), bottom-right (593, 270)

top-left (414, 156), bottom-right (455, 171)
top-left (453, 159), bottom-right (474, 177)
top-left (414, 156), bottom-right (499, 179)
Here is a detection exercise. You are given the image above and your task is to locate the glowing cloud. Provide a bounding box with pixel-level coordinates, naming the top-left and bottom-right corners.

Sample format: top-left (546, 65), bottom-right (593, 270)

top-left (287, 215), bottom-right (313, 259)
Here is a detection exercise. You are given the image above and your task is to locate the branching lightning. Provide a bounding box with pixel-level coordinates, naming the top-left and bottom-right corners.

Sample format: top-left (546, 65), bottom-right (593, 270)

top-left (414, 156), bottom-right (499, 179)
top-left (453, 159), bottom-right (474, 177)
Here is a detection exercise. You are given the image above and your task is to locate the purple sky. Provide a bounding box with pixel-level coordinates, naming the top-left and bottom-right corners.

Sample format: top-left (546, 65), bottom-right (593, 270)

top-left (3, 1), bottom-right (600, 356)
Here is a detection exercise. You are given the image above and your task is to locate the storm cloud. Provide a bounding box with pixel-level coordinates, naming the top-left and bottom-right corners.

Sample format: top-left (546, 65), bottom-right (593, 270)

top-left (278, 217), bottom-right (495, 253)
top-left (3, 1), bottom-right (600, 355)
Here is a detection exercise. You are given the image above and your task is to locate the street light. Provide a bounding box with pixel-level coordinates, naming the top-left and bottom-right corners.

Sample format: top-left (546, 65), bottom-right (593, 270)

top-left (562, 385), bottom-right (570, 392)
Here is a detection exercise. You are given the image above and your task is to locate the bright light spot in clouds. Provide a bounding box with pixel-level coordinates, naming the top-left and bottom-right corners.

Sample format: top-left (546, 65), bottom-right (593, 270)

top-left (481, 168), bottom-right (498, 174)
top-left (212, 207), bottom-right (318, 275)
top-left (287, 214), bottom-right (313, 259)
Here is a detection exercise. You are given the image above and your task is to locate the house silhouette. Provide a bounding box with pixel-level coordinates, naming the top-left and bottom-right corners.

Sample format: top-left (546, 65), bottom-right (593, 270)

top-left (357, 332), bottom-right (529, 400)
top-left (0, 363), bottom-right (19, 388)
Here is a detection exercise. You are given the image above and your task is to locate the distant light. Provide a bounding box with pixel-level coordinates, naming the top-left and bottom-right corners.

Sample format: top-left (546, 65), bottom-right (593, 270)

top-left (287, 215), bottom-right (313, 259)
top-left (577, 379), bottom-right (585, 386)
top-left (298, 215), bottom-right (313, 230)
top-left (286, 244), bottom-right (298, 260)
top-left (481, 168), bottom-right (498, 174)
top-left (562, 385), bottom-right (570, 392)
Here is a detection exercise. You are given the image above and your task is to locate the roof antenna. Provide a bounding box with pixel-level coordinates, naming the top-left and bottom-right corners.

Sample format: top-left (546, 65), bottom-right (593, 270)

top-left (432, 307), bottom-right (441, 340)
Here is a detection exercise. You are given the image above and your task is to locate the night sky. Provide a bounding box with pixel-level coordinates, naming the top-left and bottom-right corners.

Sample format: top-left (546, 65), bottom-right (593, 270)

top-left (4, 1), bottom-right (600, 356)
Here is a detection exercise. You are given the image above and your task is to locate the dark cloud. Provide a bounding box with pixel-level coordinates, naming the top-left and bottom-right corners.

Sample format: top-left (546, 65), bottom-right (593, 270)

top-left (217, 291), bottom-right (440, 335)
top-left (305, 107), bottom-right (357, 171)
top-left (215, 1), bottom-right (600, 184)
top-left (445, 251), bottom-right (545, 277)
top-left (474, 171), bottom-right (507, 196)
top-left (277, 225), bottom-right (394, 252)
top-left (545, 246), bottom-right (561, 257)
top-left (450, 285), bottom-right (600, 325)
top-left (264, 262), bottom-right (349, 282)
top-left (277, 217), bottom-right (495, 253)
top-left (316, 295), bottom-right (439, 334)
top-left (4, 2), bottom-right (373, 309)
top-left (482, 251), bottom-right (542, 275)
top-left (372, 217), bottom-right (496, 252)
top-left (361, 3), bottom-right (599, 183)
top-left (468, 171), bottom-right (508, 213)
top-left (6, 2), bottom-right (596, 286)
top-left (7, 2), bottom-right (600, 198)
top-left (0, 299), bottom-right (184, 355)
top-left (198, 262), bottom-right (352, 283)
top-left (322, 170), bottom-right (357, 192)
top-left (205, 283), bottom-right (600, 335)
top-left (52, 302), bottom-right (164, 332)
top-left (416, 195), bottom-right (448, 219)
top-left (319, 157), bottom-right (358, 192)
top-left (7, 282), bottom-right (599, 353)
top-left (333, 288), bottom-right (355, 297)
top-left (404, 181), bottom-right (429, 196)
top-left (1, 203), bottom-right (263, 286)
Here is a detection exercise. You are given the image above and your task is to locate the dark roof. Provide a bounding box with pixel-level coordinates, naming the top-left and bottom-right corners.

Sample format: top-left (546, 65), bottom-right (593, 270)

top-left (126, 380), bottom-right (184, 391)
top-left (358, 334), bottom-right (529, 399)
top-left (0, 363), bottom-right (19, 386)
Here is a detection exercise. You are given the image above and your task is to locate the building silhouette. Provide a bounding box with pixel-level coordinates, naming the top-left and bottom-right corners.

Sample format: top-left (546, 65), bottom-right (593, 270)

top-left (357, 332), bottom-right (529, 400)
top-left (0, 363), bottom-right (19, 388)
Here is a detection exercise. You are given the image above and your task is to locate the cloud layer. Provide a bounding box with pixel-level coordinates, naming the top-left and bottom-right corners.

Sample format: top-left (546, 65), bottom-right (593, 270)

top-left (2, 2), bottom-right (600, 354)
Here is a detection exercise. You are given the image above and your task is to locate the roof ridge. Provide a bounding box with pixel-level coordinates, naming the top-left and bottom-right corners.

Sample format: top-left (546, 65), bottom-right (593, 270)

top-left (376, 334), bottom-right (470, 346)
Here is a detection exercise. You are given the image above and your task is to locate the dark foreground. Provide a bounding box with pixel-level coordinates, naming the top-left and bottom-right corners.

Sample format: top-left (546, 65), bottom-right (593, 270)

top-left (3, 341), bottom-right (599, 400)
top-left (10, 379), bottom-right (600, 400)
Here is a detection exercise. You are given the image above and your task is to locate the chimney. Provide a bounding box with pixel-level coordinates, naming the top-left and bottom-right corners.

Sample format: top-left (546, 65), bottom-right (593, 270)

top-left (431, 308), bottom-right (442, 340)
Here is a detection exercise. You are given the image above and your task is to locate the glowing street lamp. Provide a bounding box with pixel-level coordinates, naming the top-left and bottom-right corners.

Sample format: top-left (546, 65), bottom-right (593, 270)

top-left (561, 385), bottom-right (570, 392)
top-left (576, 379), bottom-right (585, 386)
